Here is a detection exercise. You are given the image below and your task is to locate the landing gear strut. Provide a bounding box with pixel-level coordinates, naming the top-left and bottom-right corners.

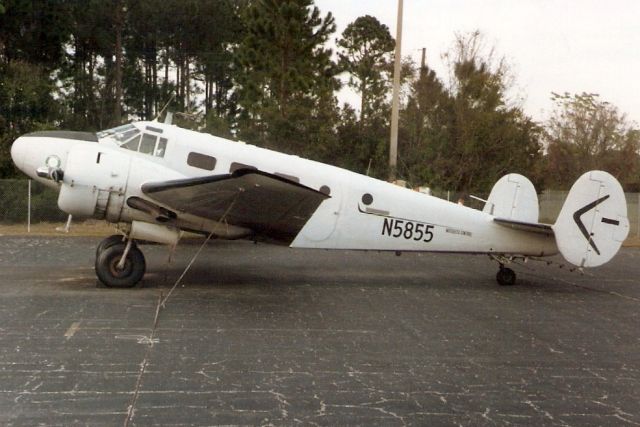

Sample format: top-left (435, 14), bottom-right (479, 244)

top-left (95, 235), bottom-right (146, 288)
top-left (496, 265), bottom-right (516, 286)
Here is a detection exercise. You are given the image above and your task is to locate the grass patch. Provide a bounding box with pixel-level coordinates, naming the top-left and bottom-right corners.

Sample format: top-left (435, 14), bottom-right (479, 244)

top-left (0, 220), bottom-right (115, 237)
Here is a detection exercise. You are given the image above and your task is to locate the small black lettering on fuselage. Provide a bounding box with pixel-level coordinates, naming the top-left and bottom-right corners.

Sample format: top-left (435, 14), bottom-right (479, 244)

top-left (382, 218), bottom-right (434, 242)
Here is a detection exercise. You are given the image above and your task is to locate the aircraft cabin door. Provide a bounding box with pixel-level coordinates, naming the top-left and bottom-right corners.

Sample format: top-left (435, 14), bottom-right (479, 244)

top-left (296, 182), bottom-right (342, 243)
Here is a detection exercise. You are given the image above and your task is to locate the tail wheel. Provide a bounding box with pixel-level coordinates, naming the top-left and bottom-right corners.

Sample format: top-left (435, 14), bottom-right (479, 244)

top-left (96, 243), bottom-right (146, 288)
top-left (496, 267), bottom-right (516, 286)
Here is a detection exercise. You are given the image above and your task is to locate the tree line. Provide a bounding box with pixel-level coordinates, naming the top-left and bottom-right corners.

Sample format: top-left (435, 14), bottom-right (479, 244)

top-left (1, 0), bottom-right (638, 194)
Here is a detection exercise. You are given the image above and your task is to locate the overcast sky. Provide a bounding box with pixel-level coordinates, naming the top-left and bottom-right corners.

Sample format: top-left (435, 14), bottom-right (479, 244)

top-left (315, 0), bottom-right (640, 124)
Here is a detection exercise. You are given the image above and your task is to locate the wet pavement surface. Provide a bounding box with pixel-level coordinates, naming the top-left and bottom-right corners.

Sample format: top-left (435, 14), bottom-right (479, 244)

top-left (0, 236), bottom-right (638, 426)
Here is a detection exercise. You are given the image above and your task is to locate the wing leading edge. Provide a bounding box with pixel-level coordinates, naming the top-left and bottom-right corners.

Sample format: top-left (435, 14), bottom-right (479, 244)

top-left (141, 169), bottom-right (330, 244)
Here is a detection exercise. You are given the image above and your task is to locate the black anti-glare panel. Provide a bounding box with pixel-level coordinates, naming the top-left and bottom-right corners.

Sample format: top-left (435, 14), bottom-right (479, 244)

top-left (24, 131), bottom-right (99, 142)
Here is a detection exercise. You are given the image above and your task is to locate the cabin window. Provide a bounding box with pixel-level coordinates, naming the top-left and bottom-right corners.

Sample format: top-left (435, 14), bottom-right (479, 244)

top-left (230, 162), bottom-right (257, 173)
top-left (187, 152), bottom-right (217, 171)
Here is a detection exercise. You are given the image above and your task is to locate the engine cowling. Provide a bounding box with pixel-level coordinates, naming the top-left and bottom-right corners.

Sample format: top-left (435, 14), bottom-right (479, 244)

top-left (58, 144), bottom-right (131, 221)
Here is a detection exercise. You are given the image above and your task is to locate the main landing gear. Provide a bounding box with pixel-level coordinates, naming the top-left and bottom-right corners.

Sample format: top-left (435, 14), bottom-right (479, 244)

top-left (95, 234), bottom-right (146, 288)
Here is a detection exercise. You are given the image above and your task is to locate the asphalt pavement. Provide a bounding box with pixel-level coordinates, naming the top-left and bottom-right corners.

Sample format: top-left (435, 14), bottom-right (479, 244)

top-left (0, 236), bottom-right (638, 426)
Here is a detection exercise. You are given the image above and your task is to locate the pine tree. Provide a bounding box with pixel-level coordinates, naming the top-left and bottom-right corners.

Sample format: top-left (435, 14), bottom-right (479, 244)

top-left (337, 15), bottom-right (394, 127)
top-left (233, 0), bottom-right (339, 154)
top-left (398, 65), bottom-right (453, 186)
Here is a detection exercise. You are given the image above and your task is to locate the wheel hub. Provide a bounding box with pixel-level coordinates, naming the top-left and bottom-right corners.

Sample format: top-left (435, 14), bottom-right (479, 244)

top-left (108, 256), bottom-right (132, 278)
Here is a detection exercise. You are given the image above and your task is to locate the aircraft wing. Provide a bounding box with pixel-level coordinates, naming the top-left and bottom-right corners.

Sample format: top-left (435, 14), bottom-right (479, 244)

top-left (141, 169), bottom-right (330, 243)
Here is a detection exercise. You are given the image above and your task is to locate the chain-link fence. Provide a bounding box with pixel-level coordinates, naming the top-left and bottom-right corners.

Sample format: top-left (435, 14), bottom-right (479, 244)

top-left (540, 191), bottom-right (640, 236)
top-left (1, 179), bottom-right (639, 237)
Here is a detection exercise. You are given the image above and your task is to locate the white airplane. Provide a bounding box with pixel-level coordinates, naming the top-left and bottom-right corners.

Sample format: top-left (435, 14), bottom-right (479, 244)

top-left (10, 120), bottom-right (630, 287)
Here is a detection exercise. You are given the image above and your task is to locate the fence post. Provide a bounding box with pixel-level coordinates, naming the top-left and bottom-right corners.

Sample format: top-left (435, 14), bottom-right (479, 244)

top-left (637, 193), bottom-right (639, 238)
top-left (27, 179), bottom-right (31, 233)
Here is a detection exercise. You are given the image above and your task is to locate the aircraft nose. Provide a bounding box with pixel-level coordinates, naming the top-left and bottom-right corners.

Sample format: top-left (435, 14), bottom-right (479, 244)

top-left (10, 136), bottom-right (27, 172)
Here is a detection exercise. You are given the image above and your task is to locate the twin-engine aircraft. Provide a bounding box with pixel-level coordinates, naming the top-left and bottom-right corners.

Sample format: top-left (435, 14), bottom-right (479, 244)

top-left (10, 120), bottom-right (629, 287)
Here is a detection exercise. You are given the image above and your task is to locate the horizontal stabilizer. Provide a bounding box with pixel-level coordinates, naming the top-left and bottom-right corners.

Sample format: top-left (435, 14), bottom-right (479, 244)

top-left (494, 218), bottom-right (554, 235)
top-left (552, 170), bottom-right (629, 268)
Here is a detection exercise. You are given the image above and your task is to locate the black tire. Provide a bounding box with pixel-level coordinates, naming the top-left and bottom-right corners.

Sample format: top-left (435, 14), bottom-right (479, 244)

top-left (496, 267), bottom-right (516, 286)
top-left (96, 234), bottom-right (126, 257)
top-left (95, 243), bottom-right (146, 288)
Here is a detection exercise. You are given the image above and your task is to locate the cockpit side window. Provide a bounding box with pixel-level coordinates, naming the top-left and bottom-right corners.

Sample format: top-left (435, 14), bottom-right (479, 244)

top-left (155, 138), bottom-right (167, 157)
top-left (139, 134), bottom-right (157, 154)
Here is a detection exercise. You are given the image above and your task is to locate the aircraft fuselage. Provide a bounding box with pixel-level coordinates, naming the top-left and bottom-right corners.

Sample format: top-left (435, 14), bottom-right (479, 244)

top-left (11, 121), bottom-right (558, 257)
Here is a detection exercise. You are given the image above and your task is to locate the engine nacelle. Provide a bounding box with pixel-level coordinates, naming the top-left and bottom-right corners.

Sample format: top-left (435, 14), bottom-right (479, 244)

top-left (57, 144), bottom-right (131, 221)
top-left (58, 184), bottom-right (100, 218)
top-left (130, 221), bottom-right (181, 246)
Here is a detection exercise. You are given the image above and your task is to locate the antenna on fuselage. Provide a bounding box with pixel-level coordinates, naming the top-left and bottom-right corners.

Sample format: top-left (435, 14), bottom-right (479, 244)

top-left (154, 94), bottom-right (176, 124)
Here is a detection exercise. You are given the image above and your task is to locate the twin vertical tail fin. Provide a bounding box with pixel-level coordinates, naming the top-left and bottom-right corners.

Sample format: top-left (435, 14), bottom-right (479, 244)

top-left (483, 173), bottom-right (540, 222)
top-left (553, 171), bottom-right (629, 267)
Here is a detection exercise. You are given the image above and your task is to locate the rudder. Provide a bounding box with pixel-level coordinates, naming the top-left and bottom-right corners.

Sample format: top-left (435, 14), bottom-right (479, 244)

top-left (553, 171), bottom-right (629, 267)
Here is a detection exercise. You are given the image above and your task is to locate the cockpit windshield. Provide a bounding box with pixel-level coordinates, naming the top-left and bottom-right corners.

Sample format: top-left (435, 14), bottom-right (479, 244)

top-left (96, 124), bottom-right (141, 143)
top-left (96, 124), bottom-right (167, 158)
